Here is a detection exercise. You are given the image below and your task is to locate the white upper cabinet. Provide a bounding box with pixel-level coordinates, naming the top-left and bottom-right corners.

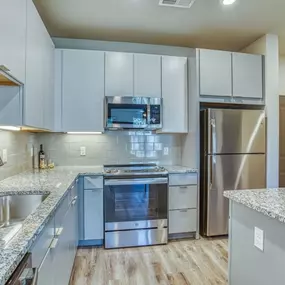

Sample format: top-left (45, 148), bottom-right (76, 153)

top-left (62, 50), bottom-right (105, 132)
top-left (134, 54), bottom-right (161, 97)
top-left (232, 52), bottom-right (263, 100)
top-left (0, 0), bottom-right (26, 83)
top-left (105, 52), bottom-right (133, 97)
top-left (25, 0), bottom-right (45, 128)
top-left (43, 31), bottom-right (55, 131)
top-left (25, 0), bottom-right (54, 130)
top-left (162, 56), bottom-right (188, 133)
top-left (199, 49), bottom-right (232, 97)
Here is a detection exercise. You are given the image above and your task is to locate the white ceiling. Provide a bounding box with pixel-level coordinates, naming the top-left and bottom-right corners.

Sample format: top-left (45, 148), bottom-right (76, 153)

top-left (34, 0), bottom-right (285, 54)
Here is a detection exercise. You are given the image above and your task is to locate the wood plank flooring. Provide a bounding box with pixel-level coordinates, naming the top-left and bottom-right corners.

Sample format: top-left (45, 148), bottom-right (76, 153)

top-left (70, 238), bottom-right (228, 285)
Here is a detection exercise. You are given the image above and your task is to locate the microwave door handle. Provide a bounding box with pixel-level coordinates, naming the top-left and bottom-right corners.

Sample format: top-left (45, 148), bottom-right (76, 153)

top-left (105, 178), bottom-right (168, 186)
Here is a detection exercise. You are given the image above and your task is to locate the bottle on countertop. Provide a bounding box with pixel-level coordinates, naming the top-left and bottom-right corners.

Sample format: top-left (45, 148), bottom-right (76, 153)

top-left (39, 144), bottom-right (45, 169)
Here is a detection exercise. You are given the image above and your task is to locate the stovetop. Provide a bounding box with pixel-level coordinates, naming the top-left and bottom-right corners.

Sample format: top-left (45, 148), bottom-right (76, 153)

top-left (104, 164), bottom-right (168, 176)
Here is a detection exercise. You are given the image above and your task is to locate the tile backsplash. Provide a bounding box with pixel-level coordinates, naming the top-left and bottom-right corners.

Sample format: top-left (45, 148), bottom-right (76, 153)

top-left (37, 132), bottom-right (183, 166)
top-left (0, 130), bottom-right (37, 181)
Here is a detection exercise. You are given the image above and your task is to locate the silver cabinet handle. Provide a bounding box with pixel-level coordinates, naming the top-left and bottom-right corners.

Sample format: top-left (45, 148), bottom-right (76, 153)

top-left (179, 209), bottom-right (188, 213)
top-left (50, 237), bottom-right (59, 249)
top-left (179, 186), bottom-right (188, 189)
top-left (0, 65), bottom-right (10, 72)
top-left (72, 196), bottom-right (78, 206)
top-left (55, 227), bottom-right (63, 236)
top-left (71, 185), bottom-right (75, 189)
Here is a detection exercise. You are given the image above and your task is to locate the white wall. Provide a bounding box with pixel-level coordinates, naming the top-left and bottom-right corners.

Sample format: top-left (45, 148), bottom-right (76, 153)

top-left (279, 56), bottom-right (285, 95)
top-left (241, 34), bottom-right (279, 188)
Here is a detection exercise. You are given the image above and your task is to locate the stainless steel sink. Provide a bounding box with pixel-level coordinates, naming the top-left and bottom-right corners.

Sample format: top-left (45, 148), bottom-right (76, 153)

top-left (0, 194), bottom-right (49, 228)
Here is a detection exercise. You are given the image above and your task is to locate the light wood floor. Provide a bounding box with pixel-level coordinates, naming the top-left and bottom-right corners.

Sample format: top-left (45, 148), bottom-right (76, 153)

top-left (70, 238), bottom-right (228, 285)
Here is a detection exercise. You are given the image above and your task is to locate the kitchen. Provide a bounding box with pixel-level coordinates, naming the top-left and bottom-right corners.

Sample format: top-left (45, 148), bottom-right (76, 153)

top-left (0, 0), bottom-right (282, 284)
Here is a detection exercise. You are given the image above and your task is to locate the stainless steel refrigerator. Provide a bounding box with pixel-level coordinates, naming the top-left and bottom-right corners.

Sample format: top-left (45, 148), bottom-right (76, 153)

top-left (200, 108), bottom-right (266, 237)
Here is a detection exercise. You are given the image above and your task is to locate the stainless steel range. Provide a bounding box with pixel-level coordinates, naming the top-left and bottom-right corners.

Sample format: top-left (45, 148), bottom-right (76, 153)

top-left (104, 164), bottom-right (168, 249)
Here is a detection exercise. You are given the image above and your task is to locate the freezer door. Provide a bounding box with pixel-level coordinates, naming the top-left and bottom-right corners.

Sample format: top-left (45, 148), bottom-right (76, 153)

top-left (206, 154), bottom-right (266, 236)
top-left (208, 109), bottom-right (266, 154)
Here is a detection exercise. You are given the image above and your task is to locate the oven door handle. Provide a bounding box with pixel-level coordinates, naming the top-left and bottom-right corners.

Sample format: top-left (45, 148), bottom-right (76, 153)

top-left (104, 177), bottom-right (168, 186)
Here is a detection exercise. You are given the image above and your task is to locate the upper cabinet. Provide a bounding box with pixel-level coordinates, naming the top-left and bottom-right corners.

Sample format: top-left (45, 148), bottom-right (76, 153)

top-left (199, 49), bottom-right (232, 97)
top-left (0, 0), bottom-right (26, 83)
top-left (134, 54), bottom-right (161, 97)
top-left (61, 50), bottom-right (104, 132)
top-left (199, 49), bottom-right (264, 104)
top-left (24, 0), bottom-right (55, 130)
top-left (232, 52), bottom-right (263, 100)
top-left (105, 52), bottom-right (133, 97)
top-left (161, 56), bottom-right (188, 133)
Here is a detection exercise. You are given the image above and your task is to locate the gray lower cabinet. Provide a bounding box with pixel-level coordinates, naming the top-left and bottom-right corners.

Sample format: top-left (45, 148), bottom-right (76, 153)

top-left (32, 180), bottom-right (79, 285)
top-left (84, 188), bottom-right (103, 240)
top-left (168, 173), bottom-right (198, 238)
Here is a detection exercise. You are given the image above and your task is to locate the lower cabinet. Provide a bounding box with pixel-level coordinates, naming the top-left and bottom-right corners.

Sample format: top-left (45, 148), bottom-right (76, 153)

top-left (32, 180), bottom-right (79, 285)
top-left (84, 188), bottom-right (103, 240)
top-left (168, 173), bottom-right (198, 238)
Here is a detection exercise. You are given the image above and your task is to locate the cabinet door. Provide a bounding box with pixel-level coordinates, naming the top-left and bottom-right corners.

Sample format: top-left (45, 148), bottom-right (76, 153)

top-left (43, 34), bottom-right (55, 130)
top-left (84, 189), bottom-right (103, 240)
top-left (232, 53), bottom-right (263, 100)
top-left (0, 0), bottom-right (26, 83)
top-left (105, 52), bottom-right (133, 97)
top-left (53, 208), bottom-right (73, 285)
top-left (199, 49), bottom-right (232, 97)
top-left (38, 249), bottom-right (54, 285)
top-left (62, 50), bottom-right (104, 132)
top-left (25, 0), bottom-right (46, 128)
top-left (161, 56), bottom-right (188, 133)
top-left (134, 54), bottom-right (161, 97)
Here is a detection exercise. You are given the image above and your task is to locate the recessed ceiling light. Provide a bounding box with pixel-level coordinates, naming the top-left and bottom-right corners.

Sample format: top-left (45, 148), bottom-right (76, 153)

top-left (223, 0), bottom-right (236, 5)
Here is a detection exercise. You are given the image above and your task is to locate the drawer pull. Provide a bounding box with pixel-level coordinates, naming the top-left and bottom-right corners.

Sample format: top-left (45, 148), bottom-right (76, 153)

top-left (50, 238), bottom-right (59, 249)
top-left (179, 186), bottom-right (188, 189)
top-left (55, 227), bottom-right (63, 236)
top-left (72, 196), bottom-right (78, 206)
top-left (179, 209), bottom-right (188, 213)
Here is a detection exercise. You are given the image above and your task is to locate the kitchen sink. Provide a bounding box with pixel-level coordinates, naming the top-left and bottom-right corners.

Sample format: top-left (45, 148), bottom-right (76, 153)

top-left (0, 194), bottom-right (49, 228)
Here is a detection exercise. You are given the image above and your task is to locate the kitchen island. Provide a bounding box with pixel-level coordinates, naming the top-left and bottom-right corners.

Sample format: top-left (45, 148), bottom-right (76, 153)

top-left (224, 188), bottom-right (285, 285)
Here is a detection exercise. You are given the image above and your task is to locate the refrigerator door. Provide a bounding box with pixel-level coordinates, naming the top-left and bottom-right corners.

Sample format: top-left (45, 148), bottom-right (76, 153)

top-left (206, 153), bottom-right (266, 236)
top-left (208, 109), bottom-right (266, 154)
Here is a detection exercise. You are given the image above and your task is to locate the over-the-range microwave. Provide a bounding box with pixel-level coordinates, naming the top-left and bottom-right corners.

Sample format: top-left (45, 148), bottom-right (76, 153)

top-left (105, 96), bottom-right (162, 130)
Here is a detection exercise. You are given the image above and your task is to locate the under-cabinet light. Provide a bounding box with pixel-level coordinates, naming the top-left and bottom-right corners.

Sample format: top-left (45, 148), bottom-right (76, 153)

top-left (0, 126), bottom-right (20, 131)
top-left (66, 132), bottom-right (103, 135)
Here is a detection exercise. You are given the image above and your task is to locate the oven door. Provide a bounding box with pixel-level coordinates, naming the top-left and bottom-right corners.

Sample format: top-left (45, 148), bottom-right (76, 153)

top-left (104, 177), bottom-right (168, 231)
top-left (105, 97), bottom-right (148, 129)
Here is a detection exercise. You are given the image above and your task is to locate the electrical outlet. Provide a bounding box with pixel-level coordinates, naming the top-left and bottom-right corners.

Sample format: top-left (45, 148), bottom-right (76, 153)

top-left (80, 146), bottom-right (86, 156)
top-left (254, 227), bottom-right (264, 251)
top-left (163, 147), bottom-right (169, 156)
top-left (2, 149), bottom-right (7, 163)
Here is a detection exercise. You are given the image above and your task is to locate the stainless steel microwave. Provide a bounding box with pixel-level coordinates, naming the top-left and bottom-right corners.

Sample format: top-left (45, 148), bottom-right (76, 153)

top-left (105, 96), bottom-right (162, 130)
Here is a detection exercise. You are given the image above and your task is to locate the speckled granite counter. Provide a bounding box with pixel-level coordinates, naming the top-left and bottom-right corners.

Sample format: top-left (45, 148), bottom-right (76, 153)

top-left (162, 165), bottom-right (198, 174)
top-left (0, 166), bottom-right (103, 285)
top-left (224, 188), bottom-right (285, 224)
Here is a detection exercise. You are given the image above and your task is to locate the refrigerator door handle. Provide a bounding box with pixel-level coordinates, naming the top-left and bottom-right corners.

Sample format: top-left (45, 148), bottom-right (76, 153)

top-left (208, 155), bottom-right (213, 191)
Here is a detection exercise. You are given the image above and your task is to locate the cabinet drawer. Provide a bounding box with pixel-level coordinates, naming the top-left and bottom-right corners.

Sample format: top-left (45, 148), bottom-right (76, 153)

top-left (169, 185), bottom-right (197, 210)
top-left (55, 194), bottom-right (69, 231)
top-left (31, 216), bottom-right (55, 268)
top-left (84, 176), bottom-right (103, 189)
top-left (169, 173), bottom-right (197, 186)
top-left (169, 209), bottom-right (197, 234)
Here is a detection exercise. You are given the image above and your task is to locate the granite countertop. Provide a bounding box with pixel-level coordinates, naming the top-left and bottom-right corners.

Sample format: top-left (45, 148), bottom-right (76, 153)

top-left (162, 165), bottom-right (198, 174)
top-left (0, 166), bottom-right (103, 285)
top-left (0, 164), bottom-right (197, 284)
top-left (224, 188), bottom-right (285, 224)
